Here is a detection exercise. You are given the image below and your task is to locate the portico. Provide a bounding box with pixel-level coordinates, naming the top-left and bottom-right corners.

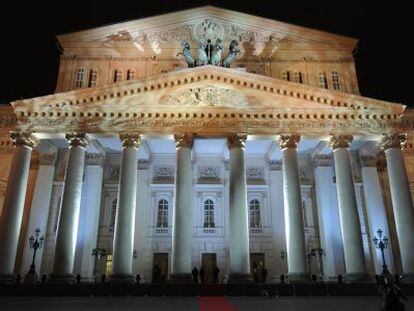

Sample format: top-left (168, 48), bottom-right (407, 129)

top-left (1, 6), bottom-right (414, 285)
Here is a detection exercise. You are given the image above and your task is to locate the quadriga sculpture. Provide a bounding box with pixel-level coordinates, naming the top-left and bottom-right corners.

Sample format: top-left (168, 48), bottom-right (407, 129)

top-left (223, 40), bottom-right (240, 68)
top-left (176, 40), bottom-right (196, 67)
top-left (210, 38), bottom-right (223, 66)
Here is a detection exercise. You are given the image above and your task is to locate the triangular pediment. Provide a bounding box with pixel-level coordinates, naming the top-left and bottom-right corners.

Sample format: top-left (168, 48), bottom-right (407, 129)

top-left (12, 66), bottom-right (404, 136)
top-left (58, 6), bottom-right (357, 56)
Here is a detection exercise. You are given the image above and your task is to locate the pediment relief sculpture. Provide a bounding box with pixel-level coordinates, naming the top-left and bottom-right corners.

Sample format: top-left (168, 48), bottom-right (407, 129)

top-left (160, 84), bottom-right (257, 108)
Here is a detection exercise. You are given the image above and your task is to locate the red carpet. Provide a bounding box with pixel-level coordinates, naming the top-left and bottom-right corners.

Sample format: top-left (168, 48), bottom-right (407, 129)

top-left (199, 297), bottom-right (237, 310)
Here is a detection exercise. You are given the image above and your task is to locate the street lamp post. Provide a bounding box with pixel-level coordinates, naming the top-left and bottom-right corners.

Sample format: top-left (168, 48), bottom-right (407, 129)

top-left (373, 228), bottom-right (390, 276)
top-left (24, 228), bottom-right (44, 283)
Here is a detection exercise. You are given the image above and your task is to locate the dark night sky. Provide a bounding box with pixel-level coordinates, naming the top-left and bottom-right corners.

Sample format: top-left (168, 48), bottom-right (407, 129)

top-left (1, 1), bottom-right (413, 106)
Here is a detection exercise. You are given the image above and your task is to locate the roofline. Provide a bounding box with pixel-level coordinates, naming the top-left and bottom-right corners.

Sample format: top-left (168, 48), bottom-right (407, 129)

top-left (57, 5), bottom-right (358, 51)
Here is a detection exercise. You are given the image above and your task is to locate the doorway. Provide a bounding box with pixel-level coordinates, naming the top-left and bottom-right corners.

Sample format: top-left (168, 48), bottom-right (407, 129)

top-left (250, 253), bottom-right (265, 283)
top-left (153, 253), bottom-right (168, 283)
top-left (201, 253), bottom-right (217, 283)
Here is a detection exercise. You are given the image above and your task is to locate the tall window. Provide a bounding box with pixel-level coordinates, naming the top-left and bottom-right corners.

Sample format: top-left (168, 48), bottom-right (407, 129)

top-left (331, 70), bottom-right (341, 90)
top-left (126, 69), bottom-right (135, 81)
top-left (157, 199), bottom-right (168, 228)
top-left (75, 68), bottom-right (85, 88)
top-left (113, 69), bottom-right (123, 83)
top-left (293, 71), bottom-right (303, 84)
top-left (318, 72), bottom-right (328, 89)
top-left (109, 198), bottom-right (117, 231)
top-left (88, 69), bottom-right (98, 87)
top-left (281, 71), bottom-right (290, 81)
top-left (249, 199), bottom-right (261, 228)
top-left (203, 199), bottom-right (215, 228)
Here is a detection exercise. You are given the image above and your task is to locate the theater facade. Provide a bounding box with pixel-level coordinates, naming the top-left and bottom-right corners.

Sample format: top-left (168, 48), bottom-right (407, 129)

top-left (1, 6), bottom-right (414, 283)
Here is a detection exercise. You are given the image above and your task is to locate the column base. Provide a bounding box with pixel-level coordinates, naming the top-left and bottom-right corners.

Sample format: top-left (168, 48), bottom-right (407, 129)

top-left (345, 272), bottom-right (371, 283)
top-left (167, 273), bottom-right (193, 284)
top-left (287, 273), bottom-right (309, 283)
top-left (109, 274), bottom-right (135, 284)
top-left (48, 273), bottom-right (76, 284)
top-left (0, 274), bottom-right (16, 285)
top-left (227, 273), bottom-right (253, 284)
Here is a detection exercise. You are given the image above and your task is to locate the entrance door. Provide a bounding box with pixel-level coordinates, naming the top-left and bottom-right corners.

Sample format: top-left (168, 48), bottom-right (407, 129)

top-left (201, 253), bottom-right (217, 283)
top-left (153, 253), bottom-right (168, 283)
top-left (250, 253), bottom-right (265, 282)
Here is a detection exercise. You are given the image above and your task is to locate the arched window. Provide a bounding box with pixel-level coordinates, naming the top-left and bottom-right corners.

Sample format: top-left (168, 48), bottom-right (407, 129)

top-left (203, 199), bottom-right (215, 228)
top-left (126, 69), bottom-right (135, 81)
top-left (75, 68), bottom-right (85, 88)
top-left (331, 70), bottom-right (341, 90)
top-left (249, 199), bottom-right (261, 228)
top-left (281, 71), bottom-right (290, 81)
top-left (293, 71), bottom-right (303, 84)
top-left (88, 69), bottom-right (98, 87)
top-left (157, 199), bottom-right (168, 228)
top-left (318, 72), bottom-right (328, 89)
top-left (113, 69), bottom-right (123, 83)
top-left (109, 198), bottom-right (117, 231)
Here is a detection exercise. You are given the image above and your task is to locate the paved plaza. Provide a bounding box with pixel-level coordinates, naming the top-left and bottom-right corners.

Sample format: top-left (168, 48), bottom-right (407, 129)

top-left (0, 296), bottom-right (413, 311)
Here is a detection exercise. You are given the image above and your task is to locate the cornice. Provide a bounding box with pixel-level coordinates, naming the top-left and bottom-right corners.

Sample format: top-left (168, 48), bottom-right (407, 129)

top-left (10, 66), bottom-right (404, 135)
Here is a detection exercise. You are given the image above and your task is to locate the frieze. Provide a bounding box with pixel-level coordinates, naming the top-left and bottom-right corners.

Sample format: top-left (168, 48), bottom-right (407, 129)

top-left (153, 165), bottom-right (175, 182)
top-left (268, 160), bottom-right (282, 171)
top-left (360, 155), bottom-right (378, 167)
top-left (246, 167), bottom-right (265, 181)
top-left (312, 155), bottom-right (332, 167)
top-left (85, 153), bottom-right (105, 166)
top-left (138, 159), bottom-right (150, 170)
top-left (198, 166), bottom-right (220, 181)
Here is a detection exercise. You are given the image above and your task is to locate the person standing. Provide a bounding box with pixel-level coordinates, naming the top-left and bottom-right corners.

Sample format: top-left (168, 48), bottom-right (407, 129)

top-left (261, 267), bottom-right (268, 283)
top-left (192, 267), bottom-right (199, 284)
top-left (213, 266), bottom-right (220, 283)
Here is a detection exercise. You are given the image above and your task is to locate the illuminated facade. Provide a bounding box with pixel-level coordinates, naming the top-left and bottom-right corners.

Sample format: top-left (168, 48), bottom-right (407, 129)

top-left (1, 6), bottom-right (414, 284)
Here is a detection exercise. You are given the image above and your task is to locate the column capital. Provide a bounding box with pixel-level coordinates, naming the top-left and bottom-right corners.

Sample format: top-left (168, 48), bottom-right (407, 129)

top-left (10, 131), bottom-right (38, 148)
top-left (66, 132), bottom-right (88, 148)
top-left (226, 133), bottom-right (247, 149)
top-left (119, 132), bottom-right (141, 148)
top-left (329, 134), bottom-right (353, 150)
top-left (380, 133), bottom-right (407, 151)
top-left (174, 133), bottom-right (194, 148)
top-left (277, 134), bottom-right (300, 149)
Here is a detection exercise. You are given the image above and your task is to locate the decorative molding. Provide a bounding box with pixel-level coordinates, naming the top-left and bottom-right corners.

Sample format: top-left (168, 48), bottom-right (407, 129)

top-left (198, 166), bottom-right (220, 181)
top-left (66, 132), bottom-right (88, 148)
top-left (119, 132), bottom-right (141, 148)
top-left (246, 166), bottom-right (265, 181)
top-left (227, 133), bottom-right (247, 149)
top-left (138, 159), bottom-right (150, 170)
top-left (85, 153), bottom-right (105, 166)
top-left (174, 133), bottom-right (194, 148)
top-left (161, 84), bottom-right (255, 108)
top-left (329, 134), bottom-right (353, 150)
top-left (380, 133), bottom-right (407, 151)
top-left (153, 165), bottom-right (175, 182)
top-left (268, 160), bottom-right (282, 171)
top-left (312, 154), bottom-right (332, 167)
top-left (10, 131), bottom-right (38, 148)
top-left (277, 134), bottom-right (300, 149)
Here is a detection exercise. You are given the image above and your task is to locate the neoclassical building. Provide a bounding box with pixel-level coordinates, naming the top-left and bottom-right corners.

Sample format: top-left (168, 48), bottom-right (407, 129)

top-left (1, 6), bottom-right (414, 284)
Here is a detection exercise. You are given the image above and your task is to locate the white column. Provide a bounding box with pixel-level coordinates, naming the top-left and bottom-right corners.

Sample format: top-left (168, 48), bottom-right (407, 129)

top-left (329, 135), bottom-right (367, 281)
top-left (380, 134), bottom-right (414, 279)
top-left (0, 132), bottom-right (37, 283)
top-left (76, 154), bottom-right (104, 282)
top-left (227, 134), bottom-right (250, 283)
top-left (313, 155), bottom-right (345, 279)
top-left (110, 133), bottom-right (140, 283)
top-left (20, 152), bottom-right (56, 277)
top-left (277, 134), bottom-right (307, 281)
top-left (171, 134), bottom-right (194, 281)
top-left (360, 156), bottom-right (395, 275)
top-left (50, 133), bottom-right (87, 283)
